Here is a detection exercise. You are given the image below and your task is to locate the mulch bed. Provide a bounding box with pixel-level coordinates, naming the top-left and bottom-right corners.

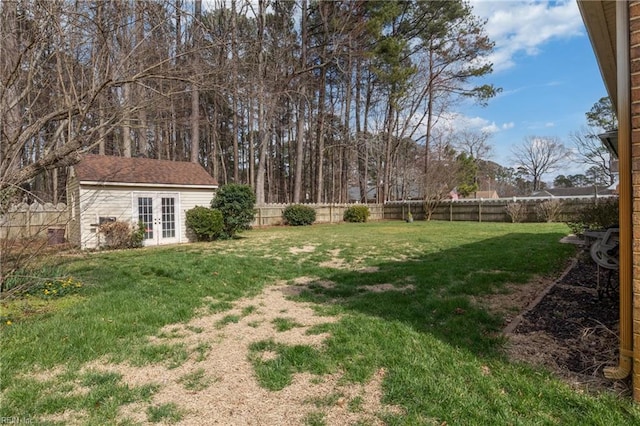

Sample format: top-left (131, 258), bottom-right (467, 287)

top-left (510, 255), bottom-right (628, 394)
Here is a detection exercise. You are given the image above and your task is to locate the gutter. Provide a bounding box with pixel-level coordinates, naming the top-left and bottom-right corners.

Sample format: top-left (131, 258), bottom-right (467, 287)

top-left (604, 0), bottom-right (633, 381)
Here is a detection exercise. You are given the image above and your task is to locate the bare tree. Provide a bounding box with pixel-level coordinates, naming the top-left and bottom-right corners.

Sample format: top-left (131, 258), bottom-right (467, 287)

top-left (510, 136), bottom-right (570, 192)
top-left (570, 126), bottom-right (615, 186)
top-left (422, 129), bottom-right (460, 220)
top-left (454, 129), bottom-right (493, 161)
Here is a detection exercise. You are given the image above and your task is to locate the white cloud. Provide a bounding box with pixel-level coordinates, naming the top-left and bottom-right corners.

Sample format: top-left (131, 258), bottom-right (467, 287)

top-left (433, 112), bottom-right (514, 135)
top-left (481, 123), bottom-right (500, 133)
top-left (469, 0), bottom-right (584, 72)
top-left (545, 122), bottom-right (555, 128)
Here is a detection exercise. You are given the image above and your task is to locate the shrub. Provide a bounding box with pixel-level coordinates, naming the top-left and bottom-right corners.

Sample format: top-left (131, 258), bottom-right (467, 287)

top-left (343, 205), bottom-right (370, 223)
top-left (211, 184), bottom-right (256, 238)
top-left (186, 206), bottom-right (224, 241)
top-left (131, 221), bottom-right (146, 247)
top-left (98, 221), bottom-right (144, 249)
top-left (505, 202), bottom-right (525, 223)
top-left (536, 199), bottom-right (562, 223)
top-left (283, 204), bottom-right (316, 226)
top-left (566, 197), bottom-right (619, 235)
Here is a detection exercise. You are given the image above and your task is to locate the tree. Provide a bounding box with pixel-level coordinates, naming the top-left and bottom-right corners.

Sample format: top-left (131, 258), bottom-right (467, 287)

top-left (455, 152), bottom-right (478, 197)
top-left (1, 0), bottom-right (500, 207)
top-left (586, 96), bottom-right (617, 130)
top-left (571, 96), bottom-right (617, 186)
top-left (422, 128), bottom-right (459, 219)
top-left (554, 173), bottom-right (592, 188)
top-left (510, 136), bottom-right (570, 192)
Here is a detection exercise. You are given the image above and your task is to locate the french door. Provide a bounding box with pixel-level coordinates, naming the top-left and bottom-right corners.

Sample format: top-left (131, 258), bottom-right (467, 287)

top-left (134, 193), bottom-right (180, 246)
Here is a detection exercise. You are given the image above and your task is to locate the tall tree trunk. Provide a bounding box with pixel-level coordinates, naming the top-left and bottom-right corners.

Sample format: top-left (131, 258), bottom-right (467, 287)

top-left (293, 0), bottom-right (307, 204)
top-left (231, 0), bottom-right (239, 182)
top-left (190, 0), bottom-right (201, 163)
top-left (254, 0), bottom-right (267, 205)
top-left (136, 2), bottom-right (149, 156)
top-left (122, 83), bottom-right (132, 157)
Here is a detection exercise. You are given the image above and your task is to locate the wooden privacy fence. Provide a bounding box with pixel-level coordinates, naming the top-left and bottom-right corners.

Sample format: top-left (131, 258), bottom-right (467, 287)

top-left (383, 197), bottom-right (612, 223)
top-left (253, 196), bottom-right (617, 227)
top-left (0, 203), bottom-right (68, 240)
top-left (252, 204), bottom-right (385, 227)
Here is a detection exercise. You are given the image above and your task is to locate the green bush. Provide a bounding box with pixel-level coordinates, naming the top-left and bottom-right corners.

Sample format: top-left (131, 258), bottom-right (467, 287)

top-left (343, 205), bottom-right (370, 223)
top-left (283, 204), bottom-right (316, 226)
top-left (566, 197), bottom-right (619, 235)
top-left (185, 206), bottom-right (224, 241)
top-left (211, 184), bottom-right (256, 238)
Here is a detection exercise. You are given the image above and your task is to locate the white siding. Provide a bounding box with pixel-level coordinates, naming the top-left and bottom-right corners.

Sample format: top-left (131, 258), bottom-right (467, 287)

top-left (77, 183), bottom-right (215, 249)
top-left (78, 186), bottom-right (136, 249)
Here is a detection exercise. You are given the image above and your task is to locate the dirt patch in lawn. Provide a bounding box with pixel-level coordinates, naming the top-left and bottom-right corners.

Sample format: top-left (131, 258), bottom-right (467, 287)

top-left (496, 255), bottom-right (628, 396)
top-left (289, 245), bottom-right (317, 254)
top-left (74, 281), bottom-right (403, 425)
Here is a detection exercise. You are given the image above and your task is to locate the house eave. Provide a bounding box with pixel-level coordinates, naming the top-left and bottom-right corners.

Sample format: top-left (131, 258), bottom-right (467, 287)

top-left (577, 0), bottom-right (618, 113)
top-left (78, 180), bottom-right (218, 190)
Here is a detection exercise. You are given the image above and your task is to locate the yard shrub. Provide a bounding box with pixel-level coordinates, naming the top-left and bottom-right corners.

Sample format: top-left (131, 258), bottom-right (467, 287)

top-left (211, 184), bottom-right (256, 238)
top-left (283, 204), bottom-right (316, 226)
top-left (185, 206), bottom-right (224, 241)
top-left (99, 221), bottom-right (144, 249)
top-left (566, 197), bottom-right (619, 235)
top-left (343, 205), bottom-right (370, 223)
top-left (505, 202), bottom-right (525, 223)
top-left (536, 199), bottom-right (562, 222)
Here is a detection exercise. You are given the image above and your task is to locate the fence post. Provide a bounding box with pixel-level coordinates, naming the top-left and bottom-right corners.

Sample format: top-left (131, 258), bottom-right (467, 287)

top-left (479, 199), bottom-right (482, 223)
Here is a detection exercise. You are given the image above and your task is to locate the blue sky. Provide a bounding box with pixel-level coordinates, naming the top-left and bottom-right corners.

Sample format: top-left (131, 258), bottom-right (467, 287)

top-left (460, 0), bottom-right (607, 176)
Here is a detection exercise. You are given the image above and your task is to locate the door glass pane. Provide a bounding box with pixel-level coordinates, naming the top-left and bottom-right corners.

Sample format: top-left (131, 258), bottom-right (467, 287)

top-left (161, 197), bottom-right (176, 238)
top-left (138, 197), bottom-right (153, 240)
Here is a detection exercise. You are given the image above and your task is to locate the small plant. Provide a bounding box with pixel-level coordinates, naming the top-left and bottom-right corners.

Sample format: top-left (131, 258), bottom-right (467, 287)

top-left (178, 368), bottom-right (212, 391)
top-left (185, 206), bottom-right (224, 241)
top-left (147, 403), bottom-right (184, 423)
top-left (283, 204), bottom-right (316, 226)
top-left (343, 205), bottom-right (370, 223)
top-left (505, 202), bottom-right (525, 223)
top-left (406, 211), bottom-right (413, 223)
top-left (536, 199), bottom-right (562, 223)
top-left (28, 276), bottom-right (84, 300)
top-left (211, 184), bottom-right (256, 238)
top-left (272, 317), bottom-right (302, 332)
top-left (99, 220), bottom-right (145, 249)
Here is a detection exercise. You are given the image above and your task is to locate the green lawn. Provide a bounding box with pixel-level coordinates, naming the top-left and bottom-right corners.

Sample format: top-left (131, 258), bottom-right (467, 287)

top-left (1, 221), bottom-right (638, 425)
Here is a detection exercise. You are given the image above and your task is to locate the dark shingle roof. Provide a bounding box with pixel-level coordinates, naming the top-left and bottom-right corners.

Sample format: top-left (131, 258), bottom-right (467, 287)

top-left (74, 155), bottom-right (218, 187)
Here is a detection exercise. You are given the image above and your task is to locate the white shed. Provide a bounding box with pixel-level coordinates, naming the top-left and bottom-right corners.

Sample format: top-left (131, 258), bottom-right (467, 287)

top-left (67, 154), bottom-right (218, 249)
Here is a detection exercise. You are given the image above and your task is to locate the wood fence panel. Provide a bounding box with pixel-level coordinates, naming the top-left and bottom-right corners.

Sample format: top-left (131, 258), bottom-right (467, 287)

top-left (0, 203), bottom-right (68, 239)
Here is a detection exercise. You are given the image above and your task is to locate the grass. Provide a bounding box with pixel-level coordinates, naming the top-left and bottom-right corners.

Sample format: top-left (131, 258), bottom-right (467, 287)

top-left (1, 221), bottom-right (639, 424)
top-left (147, 402), bottom-right (184, 423)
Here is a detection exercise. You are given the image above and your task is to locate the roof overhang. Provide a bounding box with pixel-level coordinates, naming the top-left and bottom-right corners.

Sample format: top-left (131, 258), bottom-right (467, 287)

top-left (79, 180), bottom-right (218, 190)
top-left (598, 129), bottom-right (619, 158)
top-left (577, 0), bottom-right (618, 113)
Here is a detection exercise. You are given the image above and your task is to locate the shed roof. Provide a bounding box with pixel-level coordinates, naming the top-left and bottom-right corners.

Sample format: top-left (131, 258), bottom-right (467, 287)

top-left (74, 155), bottom-right (218, 187)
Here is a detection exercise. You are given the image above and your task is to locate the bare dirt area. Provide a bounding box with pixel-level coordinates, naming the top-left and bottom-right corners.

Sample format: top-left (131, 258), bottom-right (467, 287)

top-left (501, 255), bottom-right (627, 396)
top-left (40, 281), bottom-right (403, 425)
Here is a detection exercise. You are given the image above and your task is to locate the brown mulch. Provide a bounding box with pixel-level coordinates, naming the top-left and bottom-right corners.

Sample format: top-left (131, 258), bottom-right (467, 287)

top-left (506, 254), bottom-right (629, 395)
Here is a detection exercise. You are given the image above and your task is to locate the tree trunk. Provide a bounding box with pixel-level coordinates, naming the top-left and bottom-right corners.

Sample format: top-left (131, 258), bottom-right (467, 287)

top-left (190, 0), bottom-right (201, 163)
